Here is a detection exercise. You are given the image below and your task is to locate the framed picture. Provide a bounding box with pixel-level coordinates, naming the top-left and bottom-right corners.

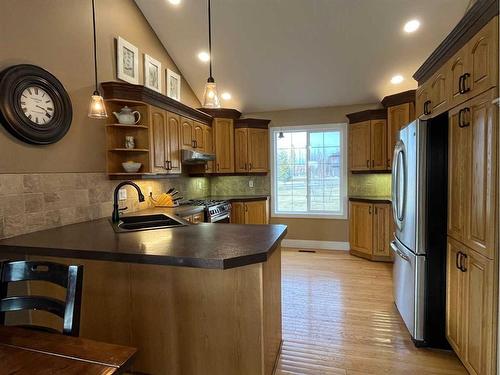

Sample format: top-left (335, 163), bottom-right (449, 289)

top-left (116, 37), bottom-right (139, 84)
top-left (144, 54), bottom-right (162, 93)
top-left (166, 69), bottom-right (181, 101)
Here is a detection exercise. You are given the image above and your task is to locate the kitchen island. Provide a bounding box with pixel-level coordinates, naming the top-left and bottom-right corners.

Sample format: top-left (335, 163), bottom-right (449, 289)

top-left (0, 212), bottom-right (286, 375)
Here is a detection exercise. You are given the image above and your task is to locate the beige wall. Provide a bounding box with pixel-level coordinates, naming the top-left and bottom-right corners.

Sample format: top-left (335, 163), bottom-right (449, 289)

top-left (245, 103), bottom-right (381, 242)
top-left (0, 0), bottom-right (200, 174)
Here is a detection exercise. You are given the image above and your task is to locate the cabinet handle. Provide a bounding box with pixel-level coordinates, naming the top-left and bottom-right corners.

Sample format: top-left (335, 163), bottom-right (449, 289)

top-left (424, 100), bottom-right (432, 115)
top-left (456, 251), bottom-right (462, 270)
top-left (368, 206), bottom-right (372, 214)
top-left (216, 163), bottom-right (220, 172)
top-left (249, 163), bottom-right (252, 171)
top-left (459, 108), bottom-right (470, 128)
top-left (459, 75), bottom-right (465, 94)
top-left (460, 252), bottom-right (468, 272)
top-left (462, 73), bottom-right (470, 93)
top-left (366, 160), bottom-right (370, 168)
top-left (165, 160), bottom-right (171, 170)
top-left (245, 205), bottom-right (248, 212)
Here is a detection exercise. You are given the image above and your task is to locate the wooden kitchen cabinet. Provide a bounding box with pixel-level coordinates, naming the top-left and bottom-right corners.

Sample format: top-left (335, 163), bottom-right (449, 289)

top-left (348, 121), bottom-right (371, 171)
top-left (347, 109), bottom-right (388, 173)
top-left (349, 200), bottom-right (391, 261)
top-left (235, 127), bottom-right (269, 173)
top-left (181, 117), bottom-right (207, 151)
top-left (448, 48), bottom-right (468, 108)
top-left (416, 81), bottom-right (432, 118)
top-left (150, 108), bottom-right (182, 174)
top-left (203, 125), bottom-right (214, 173)
top-left (213, 118), bottom-right (235, 173)
top-left (181, 117), bottom-right (194, 149)
top-left (382, 90), bottom-right (416, 170)
top-left (447, 89), bottom-right (497, 259)
top-left (446, 237), bottom-right (495, 375)
top-left (429, 66), bottom-right (449, 116)
top-left (193, 122), bottom-right (205, 151)
top-left (231, 199), bottom-right (269, 224)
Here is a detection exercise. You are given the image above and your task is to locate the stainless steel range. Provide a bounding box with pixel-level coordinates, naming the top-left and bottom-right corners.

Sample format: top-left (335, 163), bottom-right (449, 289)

top-left (184, 199), bottom-right (231, 223)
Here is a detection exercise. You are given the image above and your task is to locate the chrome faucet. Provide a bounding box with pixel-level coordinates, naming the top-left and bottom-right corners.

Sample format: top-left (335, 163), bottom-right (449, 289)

top-left (112, 181), bottom-right (145, 223)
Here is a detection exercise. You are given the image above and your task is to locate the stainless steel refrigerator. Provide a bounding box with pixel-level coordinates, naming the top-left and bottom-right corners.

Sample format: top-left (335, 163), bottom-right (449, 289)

top-left (391, 114), bottom-right (449, 348)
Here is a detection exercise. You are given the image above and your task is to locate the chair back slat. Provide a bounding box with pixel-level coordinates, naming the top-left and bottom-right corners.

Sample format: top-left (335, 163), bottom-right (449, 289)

top-left (1, 261), bottom-right (69, 287)
top-left (0, 260), bottom-right (83, 336)
top-left (0, 296), bottom-right (66, 318)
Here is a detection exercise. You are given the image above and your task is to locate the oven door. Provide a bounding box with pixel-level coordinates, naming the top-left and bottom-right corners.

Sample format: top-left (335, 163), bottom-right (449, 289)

top-left (210, 213), bottom-right (230, 223)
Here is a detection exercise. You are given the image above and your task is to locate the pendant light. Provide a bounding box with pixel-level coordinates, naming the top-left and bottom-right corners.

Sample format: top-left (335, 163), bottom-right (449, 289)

top-left (202, 0), bottom-right (220, 108)
top-left (278, 131), bottom-right (284, 139)
top-left (88, 0), bottom-right (107, 118)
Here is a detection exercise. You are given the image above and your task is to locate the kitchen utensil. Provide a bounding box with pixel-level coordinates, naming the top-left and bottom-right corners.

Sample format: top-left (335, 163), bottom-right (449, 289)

top-left (122, 161), bottom-right (142, 173)
top-left (113, 106), bottom-right (141, 125)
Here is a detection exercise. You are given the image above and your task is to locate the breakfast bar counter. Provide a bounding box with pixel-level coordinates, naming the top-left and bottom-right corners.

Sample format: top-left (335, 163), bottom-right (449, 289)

top-left (0, 216), bottom-right (285, 375)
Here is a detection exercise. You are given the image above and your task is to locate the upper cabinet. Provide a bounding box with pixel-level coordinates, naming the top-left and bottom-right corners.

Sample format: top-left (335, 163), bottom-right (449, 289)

top-left (346, 109), bottom-right (388, 173)
top-left (234, 119), bottom-right (271, 173)
top-left (382, 90), bottom-right (416, 169)
top-left (181, 117), bottom-right (208, 151)
top-left (151, 108), bottom-right (182, 175)
top-left (213, 118), bottom-right (235, 174)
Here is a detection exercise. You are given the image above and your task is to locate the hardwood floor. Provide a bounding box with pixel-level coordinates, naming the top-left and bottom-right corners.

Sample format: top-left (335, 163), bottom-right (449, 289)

top-left (275, 249), bottom-right (467, 375)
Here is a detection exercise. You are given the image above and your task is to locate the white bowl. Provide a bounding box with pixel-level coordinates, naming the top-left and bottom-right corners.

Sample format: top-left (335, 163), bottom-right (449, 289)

top-left (122, 162), bottom-right (142, 173)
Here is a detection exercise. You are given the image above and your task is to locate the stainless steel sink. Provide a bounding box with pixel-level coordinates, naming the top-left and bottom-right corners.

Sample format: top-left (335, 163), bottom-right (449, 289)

top-left (110, 214), bottom-right (187, 233)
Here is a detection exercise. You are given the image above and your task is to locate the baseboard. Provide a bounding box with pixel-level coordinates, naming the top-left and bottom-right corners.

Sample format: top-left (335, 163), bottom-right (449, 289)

top-left (281, 239), bottom-right (350, 251)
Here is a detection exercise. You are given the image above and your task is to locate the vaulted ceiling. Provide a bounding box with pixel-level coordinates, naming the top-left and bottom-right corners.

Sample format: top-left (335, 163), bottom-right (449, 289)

top-left (135, 0), bottom-right (470, 113)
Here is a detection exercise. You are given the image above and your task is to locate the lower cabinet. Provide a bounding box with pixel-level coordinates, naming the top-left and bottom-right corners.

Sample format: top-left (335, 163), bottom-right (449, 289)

top-left (231, 199), bottom-right (269, 224)
top-left (349, 200), bottom-right (392, 261)
top-left (446, 237), bottom-right (495, 375)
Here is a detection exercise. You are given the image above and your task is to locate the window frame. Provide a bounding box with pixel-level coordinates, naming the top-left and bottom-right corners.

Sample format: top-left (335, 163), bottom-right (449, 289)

top-left (269, 123), bottom-right (348, 219)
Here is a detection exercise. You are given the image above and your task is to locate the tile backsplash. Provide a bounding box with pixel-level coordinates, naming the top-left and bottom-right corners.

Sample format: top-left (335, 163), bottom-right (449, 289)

top-left (348, 173), bottom-right (391, 197)
top-left (0, 173), bottom-right (209, 239)
top-left (210, 176), bottom-right (270, 196)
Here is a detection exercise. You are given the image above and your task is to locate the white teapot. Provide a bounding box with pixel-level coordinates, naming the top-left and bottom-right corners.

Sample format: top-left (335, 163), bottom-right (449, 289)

top-left (113, 106), bottom-right (141, 125)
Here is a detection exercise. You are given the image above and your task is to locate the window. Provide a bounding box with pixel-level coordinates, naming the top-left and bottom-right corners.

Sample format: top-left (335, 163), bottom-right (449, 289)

top-left (270, 124), bottom-right (348, 219)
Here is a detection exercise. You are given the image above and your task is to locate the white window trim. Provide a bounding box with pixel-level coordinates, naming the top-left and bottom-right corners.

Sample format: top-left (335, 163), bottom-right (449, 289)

top-left (269, 123), bottom-right (348, 220)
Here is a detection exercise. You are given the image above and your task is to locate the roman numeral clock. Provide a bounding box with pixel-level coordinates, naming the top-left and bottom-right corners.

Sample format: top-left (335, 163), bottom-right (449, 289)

top-left (0, 64), bottom-right (72, 144)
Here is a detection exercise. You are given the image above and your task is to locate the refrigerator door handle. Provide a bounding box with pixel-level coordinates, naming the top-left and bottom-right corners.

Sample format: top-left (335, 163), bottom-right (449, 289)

top-left (396, 147), bottom-right (406, 222)
top-left (392, 141), bottom-right (405, 227)
top-left (392, 143), bottom-right (401, 225)
top-left (391, 241), bottom-right (409, 262)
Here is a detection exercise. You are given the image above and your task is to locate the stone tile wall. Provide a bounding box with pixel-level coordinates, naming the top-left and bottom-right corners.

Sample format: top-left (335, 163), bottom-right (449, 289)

top-left (0, 173), bottom-right (209, 239)
top-left (348, 173), bottom-right (392, 197)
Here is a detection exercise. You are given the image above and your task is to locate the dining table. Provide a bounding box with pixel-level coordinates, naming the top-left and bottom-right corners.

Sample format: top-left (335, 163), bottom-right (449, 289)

top-left (0, 325), bottom-right (137, 374)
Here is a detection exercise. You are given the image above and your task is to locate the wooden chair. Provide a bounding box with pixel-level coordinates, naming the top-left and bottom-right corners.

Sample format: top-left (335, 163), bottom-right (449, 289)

top-left (0, 260), bottom-right (83, 337)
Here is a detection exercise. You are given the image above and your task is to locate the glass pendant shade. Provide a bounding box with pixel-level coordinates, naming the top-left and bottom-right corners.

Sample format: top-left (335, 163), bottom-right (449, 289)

top-left (202, 80), bottom-right (220, 108)
top-left (88, 92), bottom-right (108, 119)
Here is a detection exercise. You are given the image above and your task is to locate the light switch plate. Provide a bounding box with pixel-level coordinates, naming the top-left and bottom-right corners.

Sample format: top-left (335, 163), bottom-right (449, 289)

top-left (118, 188), bottom-right (127, 201)
top-left (249, 180), bottom-right (254, 188)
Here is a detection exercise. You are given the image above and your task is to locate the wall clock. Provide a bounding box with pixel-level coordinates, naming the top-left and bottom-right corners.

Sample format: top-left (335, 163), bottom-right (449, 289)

top-left (0, 64), bottom-right (72, 145)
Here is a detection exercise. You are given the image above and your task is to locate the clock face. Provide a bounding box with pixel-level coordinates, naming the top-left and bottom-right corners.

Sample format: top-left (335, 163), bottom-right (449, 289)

top-left (20, 86), bottom-right (55, 125)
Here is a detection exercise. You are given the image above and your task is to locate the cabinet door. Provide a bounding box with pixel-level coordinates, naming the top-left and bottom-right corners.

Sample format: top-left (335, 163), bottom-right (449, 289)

top-left (447, 106), bottom-right (467, 241)
top-left (244, 200), bottom-right (269, 224)
top-left (430, 68), bottom-right (448, 115)
top-left (166, 112), bottom-right (182, 174)
top-left (234, 128), bottom-right (249, 172)
top-left (204, 126), bottom-right (214, 173)
top-left (193, 122), bottom-right (205, 151)
top-left (151, 108), bottom-right (168, 173)
top-left (448, 48), bottom-right (468, 108)
top-left (463, 89), bottom-right (497, 259)
top-left (370, 119), bottom-right (387, 170)
top-left (349, 202), bottom-right (373, 255)
top-left (467, 17), bottom-right (498, 99)
top-left (463, 248), bottom-right (494, 375)
top-left (387, 103), bottom-right (413, 170)
top-left (213, 118), bottom-right (234, 173)
top-left (181, 117), bottom-right (193, 149)
top-left (416, 83), bottom-right (431, 118)
top-left (231, 202), bottom-right (245, 224)
top-left (348, 121), bottom-right (371, 171)
top-left (248, 128), bottom-right (269, 172)
top-left (446, 237), bottom-right (466, 355)
top-left (372, 204), bottom-right (390, 257)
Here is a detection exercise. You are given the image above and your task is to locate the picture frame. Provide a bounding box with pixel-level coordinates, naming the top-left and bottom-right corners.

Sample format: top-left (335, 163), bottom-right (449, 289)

top-left (144, 54), bottom-right (162, 93)
top-left (166, 68), bottom-right (181, 101)
top-left (116, 36), bottom-right (139, 84)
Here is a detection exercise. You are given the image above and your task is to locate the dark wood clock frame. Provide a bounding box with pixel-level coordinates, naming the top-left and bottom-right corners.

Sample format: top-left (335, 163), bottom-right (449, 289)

top-left (0, 64), bottom-right (73, 145)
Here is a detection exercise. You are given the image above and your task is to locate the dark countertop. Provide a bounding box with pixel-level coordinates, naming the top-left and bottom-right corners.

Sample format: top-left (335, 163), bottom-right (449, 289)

top-left (0, 208), bottom-right (287, 270)
top-left (206, 195), bottom-right (269, 202)
top-left (349, 196), bottom-right (392, 204)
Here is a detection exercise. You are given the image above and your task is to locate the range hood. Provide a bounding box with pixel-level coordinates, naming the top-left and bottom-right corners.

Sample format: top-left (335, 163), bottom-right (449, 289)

top-left (181, 149), bottom-right (216, 164)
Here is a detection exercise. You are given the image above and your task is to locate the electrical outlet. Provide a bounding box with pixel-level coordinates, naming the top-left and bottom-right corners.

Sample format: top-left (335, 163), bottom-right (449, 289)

top-left (249, 180), bottom-right (254, 188)
top-left (118, 188), bottom-right (127, 201)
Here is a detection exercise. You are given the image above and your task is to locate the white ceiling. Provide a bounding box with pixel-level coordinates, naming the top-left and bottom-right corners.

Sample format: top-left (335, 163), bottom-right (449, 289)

top-left (135, 0), bottom-right (470, 113)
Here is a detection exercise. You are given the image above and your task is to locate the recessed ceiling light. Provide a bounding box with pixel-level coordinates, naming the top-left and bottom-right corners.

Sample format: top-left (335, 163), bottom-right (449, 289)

top-left (168, 0), bottom-right (181, 5)
top-left (198, 51), bottom-right (210, 62)
top-left (404, 19), bottom-right (420, 33)
top-left (221, 92), bottom-right (231, 100)
top-left (391, 75), bottom-right (404, 84)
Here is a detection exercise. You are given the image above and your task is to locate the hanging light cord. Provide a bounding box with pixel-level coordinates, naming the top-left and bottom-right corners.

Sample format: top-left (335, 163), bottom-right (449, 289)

top-left (92, 0), bottom-right (99, 94)
top-left (208, 0), bottom-right (213, 81)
